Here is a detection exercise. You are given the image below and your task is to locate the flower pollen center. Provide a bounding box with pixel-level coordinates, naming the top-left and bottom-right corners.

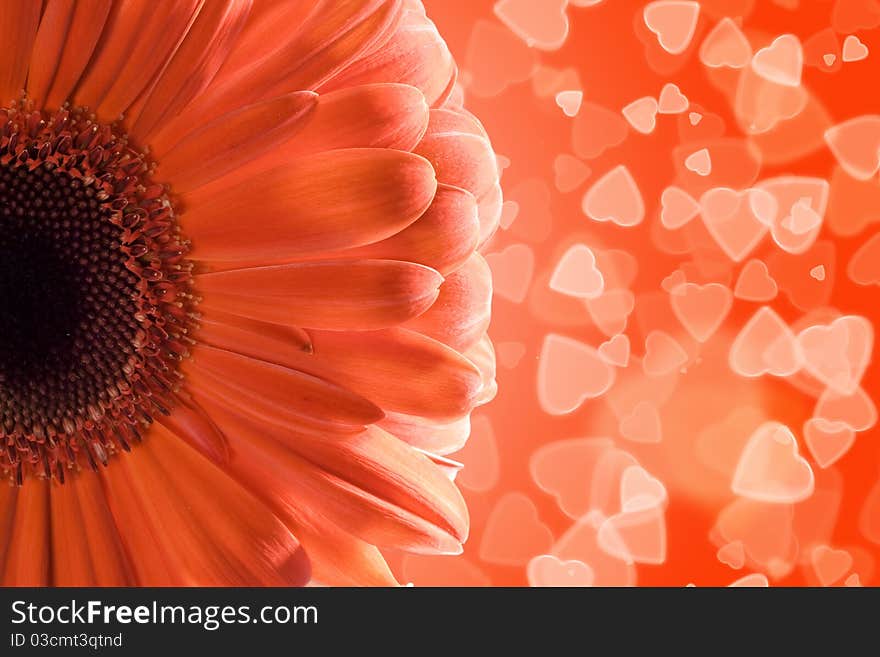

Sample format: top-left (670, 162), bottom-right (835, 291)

top-left (0, 104), bottom-right (195, 484)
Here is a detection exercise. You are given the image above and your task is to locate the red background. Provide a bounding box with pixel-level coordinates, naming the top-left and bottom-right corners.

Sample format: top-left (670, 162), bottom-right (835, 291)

top-left (387, 0), bottom-right (880, 586)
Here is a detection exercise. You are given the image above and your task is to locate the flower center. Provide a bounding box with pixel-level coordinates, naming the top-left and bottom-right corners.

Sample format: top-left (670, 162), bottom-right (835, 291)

top-left (0, 105), bottom-right (194, 484)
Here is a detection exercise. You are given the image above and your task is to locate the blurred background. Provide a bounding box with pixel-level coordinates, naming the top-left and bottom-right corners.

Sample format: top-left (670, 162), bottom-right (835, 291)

top-left (384, 0), bottom-right (880, 586)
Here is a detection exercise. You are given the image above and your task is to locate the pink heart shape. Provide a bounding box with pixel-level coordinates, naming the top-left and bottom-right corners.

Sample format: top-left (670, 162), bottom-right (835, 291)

top-left (814, 385), bottom-right (878, 432)
top-left (658, 82), bottom-right (689, 113)
top-left (729, 306), bottom-right (802, 377)
top-left (572, 101), bottom-right (629, 159)
top-left (643, 0), bottom-right (701, 55)
top-left (699, 187), bottom-right (772, 262)
top-left (479, 492), bottom-right (554, 566)
top-left (485, 243), bottom-right (535, 303)
top-left (684, 147), bottom-right (712, 176)
top-left (530, 437), bottom-right (615, 517)
top-left (619, 401), bottom-right (663, 444)
top-left (803, 418), bottom-right (856, 469)
top-left (797, 314), bottom-right (873, 395)
top-left (455, 415), bottom-right (500, 493)
top-left (620, 465), bottom-right (668, 511)
top-left (494, 0), bottom-right (570, 50)
top-left (729, 573), bottom-right (769, 587)
top-left (716, 541), bottom-right (746, 569)
top-left (811, 545), bottom-right (853, 586)
top-left (527, 554), bottom-right (595, 587)
top-left (714, 498), bottom-right (798, 576)
top-left (842, 35), bottom-right (869, 62)
top-left (538, 333), bottom-right (616, 414)
top-left (552, 515), bottom-right (637, 587)
top-left (555, 89), bottom-right (583, 117)
top-left (751, 34), bottom-right (804, 87)
top-left (643, 330), bottom-right (688, 376)
top-left (598, 333), bottom-right (631, 367)
top-left (847, 232), bottom-right (880, 285)
top-left (660, 185), bottom-right (700, 229)
top-left (622, 96), bottom-right (659, 135)
top-left (670, 282), bottom-right (733, 342)
top-left (582, 165), bottom-right (645, 227)
top-left (699, 17), bottom-right (752, 68)
top-left (734, 259), bottom-right (778, 302)
top-left (824, 115), bottom-right (880, 181)
top-left (553, 153), bottom-right (591, 193)
top-left (732, 421), bottom-right (815, 504)
top-left (598, 505), bottom-right (667, 565)
top-left (549, 243), bottom-right (604, 299)
top-left (755, 176), bottom-right (829, 255)
top-left (586, 289), bottom-right (636, 337)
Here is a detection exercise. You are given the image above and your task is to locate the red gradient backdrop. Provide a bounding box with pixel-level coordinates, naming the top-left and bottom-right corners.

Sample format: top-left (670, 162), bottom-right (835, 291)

top-left (384, 0), bottom-right (880, 586)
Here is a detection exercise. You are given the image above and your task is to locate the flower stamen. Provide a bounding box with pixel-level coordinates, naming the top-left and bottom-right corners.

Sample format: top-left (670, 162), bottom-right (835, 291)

top-left (0, 103), bottom-right (194, 484)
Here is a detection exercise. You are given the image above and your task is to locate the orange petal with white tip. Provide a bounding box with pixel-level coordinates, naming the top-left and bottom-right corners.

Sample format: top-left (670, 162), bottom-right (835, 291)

top-left (197, 259), bottom-right (443, 331)
top-left (404, 253), bottom-right (492, 351)
top-left (184, 149), bottom-right (437, 264)
top-left (334, 184), bottom-right (479, 276)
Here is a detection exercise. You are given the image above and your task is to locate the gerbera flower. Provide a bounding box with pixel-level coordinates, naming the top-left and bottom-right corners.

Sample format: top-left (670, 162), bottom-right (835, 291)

top-left (0, 0), bottom-right (499, 586)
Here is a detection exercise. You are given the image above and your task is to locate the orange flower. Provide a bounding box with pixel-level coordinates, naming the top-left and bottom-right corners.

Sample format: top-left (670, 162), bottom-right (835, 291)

top-left (0, 0), bottom-right (498, 586)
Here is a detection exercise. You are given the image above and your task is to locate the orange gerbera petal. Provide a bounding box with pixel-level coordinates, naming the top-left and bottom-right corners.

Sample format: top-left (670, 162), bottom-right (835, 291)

top-left (70, 2), bottom-right (166, 112)
top-left (156, 91), bottom-right (318, 193)
top-left (321, 6), bottom-right (456, 107)
top-left (0, 484), bottom-right (16, 576)
top-left (69, 469), bottom-right (137, 586)
top-left (379, 412), bottom-right (472, 454)
top-left (286, 83), bottom-right (430, 156)
top-left (0, 1), bottom-right (40, 105)
top-left (162, 396), bottom-right (398, 586)
top-left (182, 344), bottom-right (385, 430)
top-left (308, 328), bottom-right (485, 421)
top-left (154, 0), bottom-right (402, 147)
top-left (184, 149), bottom-right (437, 264)
top-left (288, 523), bottom-right (399, 586)
top-left (130, 0), bottom-right (252, 140)
top-left (416, 108), bottom-right (499, 201)
top-left (85, 0), bottom-right (203, 122)
top-left (1, 479), bottom-right (50, 586)
top-left (197, 308), bottom-right (314, 355)
top-left (102, 424), bottom-right (309, 586)
top-left (26, 0), bottom-right (77, 106)
top-left (464, 333), bottom-right (498, 407)
top-left (195, 318), bottom-right (482, 421)
top-left (50, 478), bottom-right (97, 585)
top-left (284, 424), bottom-right (469, 542)
top-left (196, 310), bottom-right (308, 355)
top-left (237, 0), bottom-right (403, 99)
top-left (192, 394), bottom-right (467, 554)
top-left (0, 0), bottom-right (498, 588)
top-left (404, 253), bottom-right (492, 351)
top-left (324, 183), bottom-right (480, 275)
top-left (42, 0), bottom-right (113, 109)
top-left (157, 396), bottom-right (231, 466)
top-left (215, 1), bottom-right (320, 77)
top-left (160, 82), bottom-right (432, 199)
top-left (197, 259), bottom-right (442, 330)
